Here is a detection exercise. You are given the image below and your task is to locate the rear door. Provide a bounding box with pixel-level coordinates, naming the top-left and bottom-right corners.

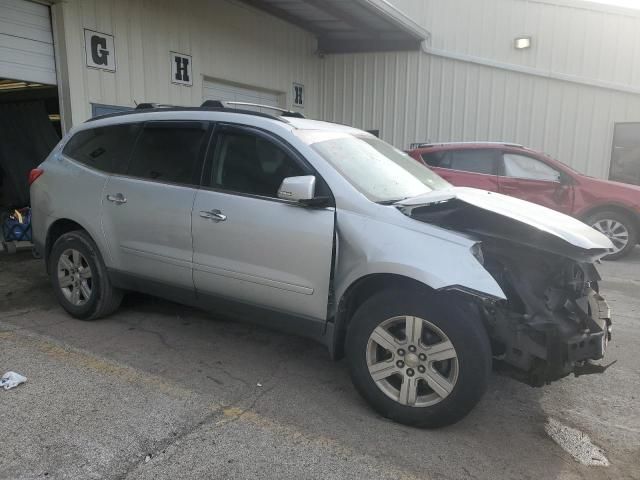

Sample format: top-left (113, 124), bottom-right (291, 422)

top-left (420, 149), bottom-right (500, 191)
top-left (101, 121), bottom-right (211, 289)
top-left (192, 124), bottom-right (335, 322)
top-left (498, 152), bottom-right (573, 213)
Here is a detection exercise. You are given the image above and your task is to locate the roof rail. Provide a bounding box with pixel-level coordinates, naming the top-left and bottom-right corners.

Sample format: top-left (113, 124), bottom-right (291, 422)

top-left (202, 100), bottom-right (305, 118)
top-left (409, 141), bottom-right (524, 149)
top-left (86, 101), bottom-right (294, 123)
top-left (135, 102), bottom-right (176, 110)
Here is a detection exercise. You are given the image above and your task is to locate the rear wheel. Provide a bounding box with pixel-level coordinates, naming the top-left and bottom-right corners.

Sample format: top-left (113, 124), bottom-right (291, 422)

top-left (49, 230), bottom-right (122, 320)
top-left (587, 210), bottom-right (637, 260)
top-left (346, 289), bottom-right (491, 428)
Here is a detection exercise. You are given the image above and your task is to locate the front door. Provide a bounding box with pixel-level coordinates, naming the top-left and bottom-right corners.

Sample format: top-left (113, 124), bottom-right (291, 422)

top-left (498, 152), bottom-right (574, 213)
top-left (101, 120), bottom-right (211, 288)
top-left (192, 124), bottom-right (335, 321)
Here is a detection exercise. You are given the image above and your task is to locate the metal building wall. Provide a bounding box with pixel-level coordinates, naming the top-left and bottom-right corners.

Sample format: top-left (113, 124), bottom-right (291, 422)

top-left (55, 0), bottom-right (321, 125)
top-left (321, 0), bottom-right (640, 179)
top-left (392, 0), bottom-right (640, 91)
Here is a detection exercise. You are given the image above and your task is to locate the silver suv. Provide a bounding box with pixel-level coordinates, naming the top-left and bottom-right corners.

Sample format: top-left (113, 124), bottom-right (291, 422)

top-left (31, 104), bottom-right (614, 427)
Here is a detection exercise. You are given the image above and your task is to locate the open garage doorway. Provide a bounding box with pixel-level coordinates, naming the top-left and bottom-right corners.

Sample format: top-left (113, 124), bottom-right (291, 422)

top-left (0, 79), bottom-right (60, 211)
top-left (1, 0), bottom-right (61, 251)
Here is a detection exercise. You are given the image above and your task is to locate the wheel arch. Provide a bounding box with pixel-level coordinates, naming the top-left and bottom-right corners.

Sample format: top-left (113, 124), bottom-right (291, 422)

top-left (579, 203), bottom-right (640, 225)
top-left (45, 218), bottom-right (92, 271)
top-left (579, 203), bottom-right (640, 240)
top-left (329, 273), bottom-right (435, 360)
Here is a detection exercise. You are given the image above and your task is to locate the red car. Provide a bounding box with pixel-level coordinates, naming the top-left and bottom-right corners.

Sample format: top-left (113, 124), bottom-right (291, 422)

top-left (407, 142), bottom-right (640, 259)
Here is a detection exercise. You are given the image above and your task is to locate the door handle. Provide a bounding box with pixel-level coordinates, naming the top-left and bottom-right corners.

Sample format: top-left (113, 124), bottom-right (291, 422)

top-left (199, 209), bottom-right (227, 222)
top-left (106, 193), bottom-right (127, 205)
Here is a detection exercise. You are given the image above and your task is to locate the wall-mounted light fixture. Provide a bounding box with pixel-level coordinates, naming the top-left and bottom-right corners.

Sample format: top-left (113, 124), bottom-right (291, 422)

top-left (514, 36), bottom-right (532, 50)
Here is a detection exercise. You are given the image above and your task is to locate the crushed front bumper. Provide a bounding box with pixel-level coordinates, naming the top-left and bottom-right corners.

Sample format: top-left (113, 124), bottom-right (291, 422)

top-left (566, 291), bottom-right (612, 364)
top-left (488, 287), bottom-right (613, 387)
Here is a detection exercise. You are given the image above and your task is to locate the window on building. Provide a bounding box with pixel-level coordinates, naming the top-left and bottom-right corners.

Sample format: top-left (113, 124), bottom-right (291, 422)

top-left (63, 124), bottom-right (140, 174)
top-left (127, 122), bottom-right (208, 185)
top-left (211, 130), bottom-right (306, 198)
top-left (610, 123), bottom-right (640, 186)
top-left (502, 153), bottom-right (560, 182)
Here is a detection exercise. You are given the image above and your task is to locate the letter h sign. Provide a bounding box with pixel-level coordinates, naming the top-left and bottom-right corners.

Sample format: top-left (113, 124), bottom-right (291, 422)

top-left (171, 52), bottom-right (193, 86)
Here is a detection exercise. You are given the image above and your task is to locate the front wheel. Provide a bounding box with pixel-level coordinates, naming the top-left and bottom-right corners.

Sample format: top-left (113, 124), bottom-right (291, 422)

top-left (587, 210), bottom-right (637, 260)
top-left (346, 289), bottom-right (491, 428)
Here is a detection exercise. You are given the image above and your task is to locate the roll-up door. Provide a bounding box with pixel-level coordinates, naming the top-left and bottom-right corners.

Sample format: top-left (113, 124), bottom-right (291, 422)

top-left (0, 0), bottom-right (56, 85)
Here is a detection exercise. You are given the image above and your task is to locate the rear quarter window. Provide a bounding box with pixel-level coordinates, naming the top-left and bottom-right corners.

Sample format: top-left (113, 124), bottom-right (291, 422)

top-left (62, 124), bottom-right (141, 173)
top-left (421, 151), bottom-right (450, 168)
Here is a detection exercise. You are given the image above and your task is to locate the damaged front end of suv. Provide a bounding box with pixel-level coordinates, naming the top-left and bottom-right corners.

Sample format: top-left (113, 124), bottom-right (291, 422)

top-left (398, 188), bottom-right (614, 387)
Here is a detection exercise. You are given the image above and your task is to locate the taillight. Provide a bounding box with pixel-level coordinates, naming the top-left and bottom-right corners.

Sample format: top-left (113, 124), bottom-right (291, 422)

top-left (28, 168), bottom-right (44, 186)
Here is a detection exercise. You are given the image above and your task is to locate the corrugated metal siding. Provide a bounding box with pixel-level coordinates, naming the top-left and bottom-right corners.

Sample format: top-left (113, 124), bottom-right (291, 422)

top-left (59, 0), bottom-right (321, 124)
top-left (320, 51), bottom-right (640, 178)
top-left (0, 0), bottom-right (56, 84)
top-left (390, 0), bottom-right (640, 91)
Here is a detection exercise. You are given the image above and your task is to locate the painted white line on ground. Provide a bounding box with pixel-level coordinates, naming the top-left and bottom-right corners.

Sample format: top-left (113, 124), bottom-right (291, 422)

top-left (545, 417), bottom-right (610, 467)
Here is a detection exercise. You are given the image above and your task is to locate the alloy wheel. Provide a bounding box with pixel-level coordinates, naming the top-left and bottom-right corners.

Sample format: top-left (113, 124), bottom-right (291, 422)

top-left (366, 315), bottom-right (459, 407)
top-left (57, 248), bottom-right (93, 306)
top-left (592, 219), bottom-right (629, 253)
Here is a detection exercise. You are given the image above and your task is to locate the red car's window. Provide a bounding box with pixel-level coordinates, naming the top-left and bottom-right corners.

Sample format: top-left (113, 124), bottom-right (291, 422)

top-left (502, 153), bottom-right (560, 182)
top-left (422, 149), bottom-right (499, 175)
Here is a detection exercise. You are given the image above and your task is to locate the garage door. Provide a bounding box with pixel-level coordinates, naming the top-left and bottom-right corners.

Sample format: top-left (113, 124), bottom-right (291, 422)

top-left (203, 78), bottom-right (283, 112)
top-left (0, 0), bottom-right (56, 85)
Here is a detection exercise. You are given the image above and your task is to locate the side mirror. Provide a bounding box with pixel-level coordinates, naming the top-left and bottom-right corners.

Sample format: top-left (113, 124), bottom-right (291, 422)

top-left (558, 172), bottom-right (572, 185)
top-left (278, 175), bottom-right (332, 207)
top-left (278, 176), bottom-right (316, 202)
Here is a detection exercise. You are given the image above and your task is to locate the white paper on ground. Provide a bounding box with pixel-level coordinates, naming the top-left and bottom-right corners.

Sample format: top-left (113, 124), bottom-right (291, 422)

top-left (1, 371), bottom-right (27, 390)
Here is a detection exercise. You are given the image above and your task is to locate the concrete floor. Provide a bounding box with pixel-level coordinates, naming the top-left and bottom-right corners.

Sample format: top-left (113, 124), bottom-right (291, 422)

top-left (0, 249), bottom-right (638, 480)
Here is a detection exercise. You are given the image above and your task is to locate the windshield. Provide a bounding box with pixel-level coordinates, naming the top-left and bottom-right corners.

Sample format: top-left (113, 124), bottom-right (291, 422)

top-left (295, 131), bottom-right (450, 203)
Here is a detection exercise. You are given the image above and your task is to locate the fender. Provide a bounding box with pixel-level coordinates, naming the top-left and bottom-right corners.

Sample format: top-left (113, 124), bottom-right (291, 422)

top-left (331, 210), bottom-right (506, 317)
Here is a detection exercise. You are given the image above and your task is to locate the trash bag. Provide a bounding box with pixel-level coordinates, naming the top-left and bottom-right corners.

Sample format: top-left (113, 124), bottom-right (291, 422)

top-left (1, 371), bottom-right (27, 390)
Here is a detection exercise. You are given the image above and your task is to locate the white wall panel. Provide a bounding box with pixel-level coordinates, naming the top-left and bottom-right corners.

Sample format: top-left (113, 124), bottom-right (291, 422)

top-left (321, 51), bottom-right (640, 178)
top-left (59, 0), bottom-right (321, 124)
top-left (0, 0), bottom-right (56, 84)
top-left (390, 0), bottom-right (640, 91)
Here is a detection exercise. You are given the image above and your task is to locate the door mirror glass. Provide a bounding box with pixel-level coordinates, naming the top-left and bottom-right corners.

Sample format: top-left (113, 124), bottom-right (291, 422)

top-left (278, 175), bottom-right (316, 202)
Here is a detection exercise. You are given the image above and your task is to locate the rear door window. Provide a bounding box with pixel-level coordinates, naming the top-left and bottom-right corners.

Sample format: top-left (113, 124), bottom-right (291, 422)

top-left (127, 121), bottom-right (210, 185)
top-left (448, 149), bottom-right (499, 175)
top-left (62, 124), bottom-right (141, 174)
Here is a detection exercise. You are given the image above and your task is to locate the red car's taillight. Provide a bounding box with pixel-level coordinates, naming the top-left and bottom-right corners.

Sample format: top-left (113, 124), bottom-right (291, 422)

top-left (28, 168), bottom-right (44, 186)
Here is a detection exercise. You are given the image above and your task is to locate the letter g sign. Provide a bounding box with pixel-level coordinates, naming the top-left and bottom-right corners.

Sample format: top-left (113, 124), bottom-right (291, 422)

top-left (84, 29), bottom-right (116, 72)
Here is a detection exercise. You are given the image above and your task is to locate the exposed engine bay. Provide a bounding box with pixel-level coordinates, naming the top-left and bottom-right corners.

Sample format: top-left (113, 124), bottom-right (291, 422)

top-left (400, 197), bottom-right (613, 386)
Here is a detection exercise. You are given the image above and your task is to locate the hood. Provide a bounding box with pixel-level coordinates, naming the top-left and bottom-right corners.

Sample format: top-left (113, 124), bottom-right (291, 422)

top-left (580, 174), bottom-right (640, 196)
top-left (396, 187), bottom-right (614, 252)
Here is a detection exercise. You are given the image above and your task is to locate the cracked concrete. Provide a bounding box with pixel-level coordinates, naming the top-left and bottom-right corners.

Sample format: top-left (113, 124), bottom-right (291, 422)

top-left (1, 249), bottom-right (639, 479)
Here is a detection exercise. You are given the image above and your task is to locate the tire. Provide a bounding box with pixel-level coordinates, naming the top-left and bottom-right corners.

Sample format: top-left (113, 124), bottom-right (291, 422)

top-left (587, 210), bottom-right (637, 261)
top-left (346, 288), bottom-right (491, 428)
top-left (49, 230), bottom-right (123, 320)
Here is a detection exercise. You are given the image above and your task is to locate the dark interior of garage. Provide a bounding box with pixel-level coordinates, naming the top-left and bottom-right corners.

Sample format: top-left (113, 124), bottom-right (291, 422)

top-left (0, 78), bottom-right (60, 212)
